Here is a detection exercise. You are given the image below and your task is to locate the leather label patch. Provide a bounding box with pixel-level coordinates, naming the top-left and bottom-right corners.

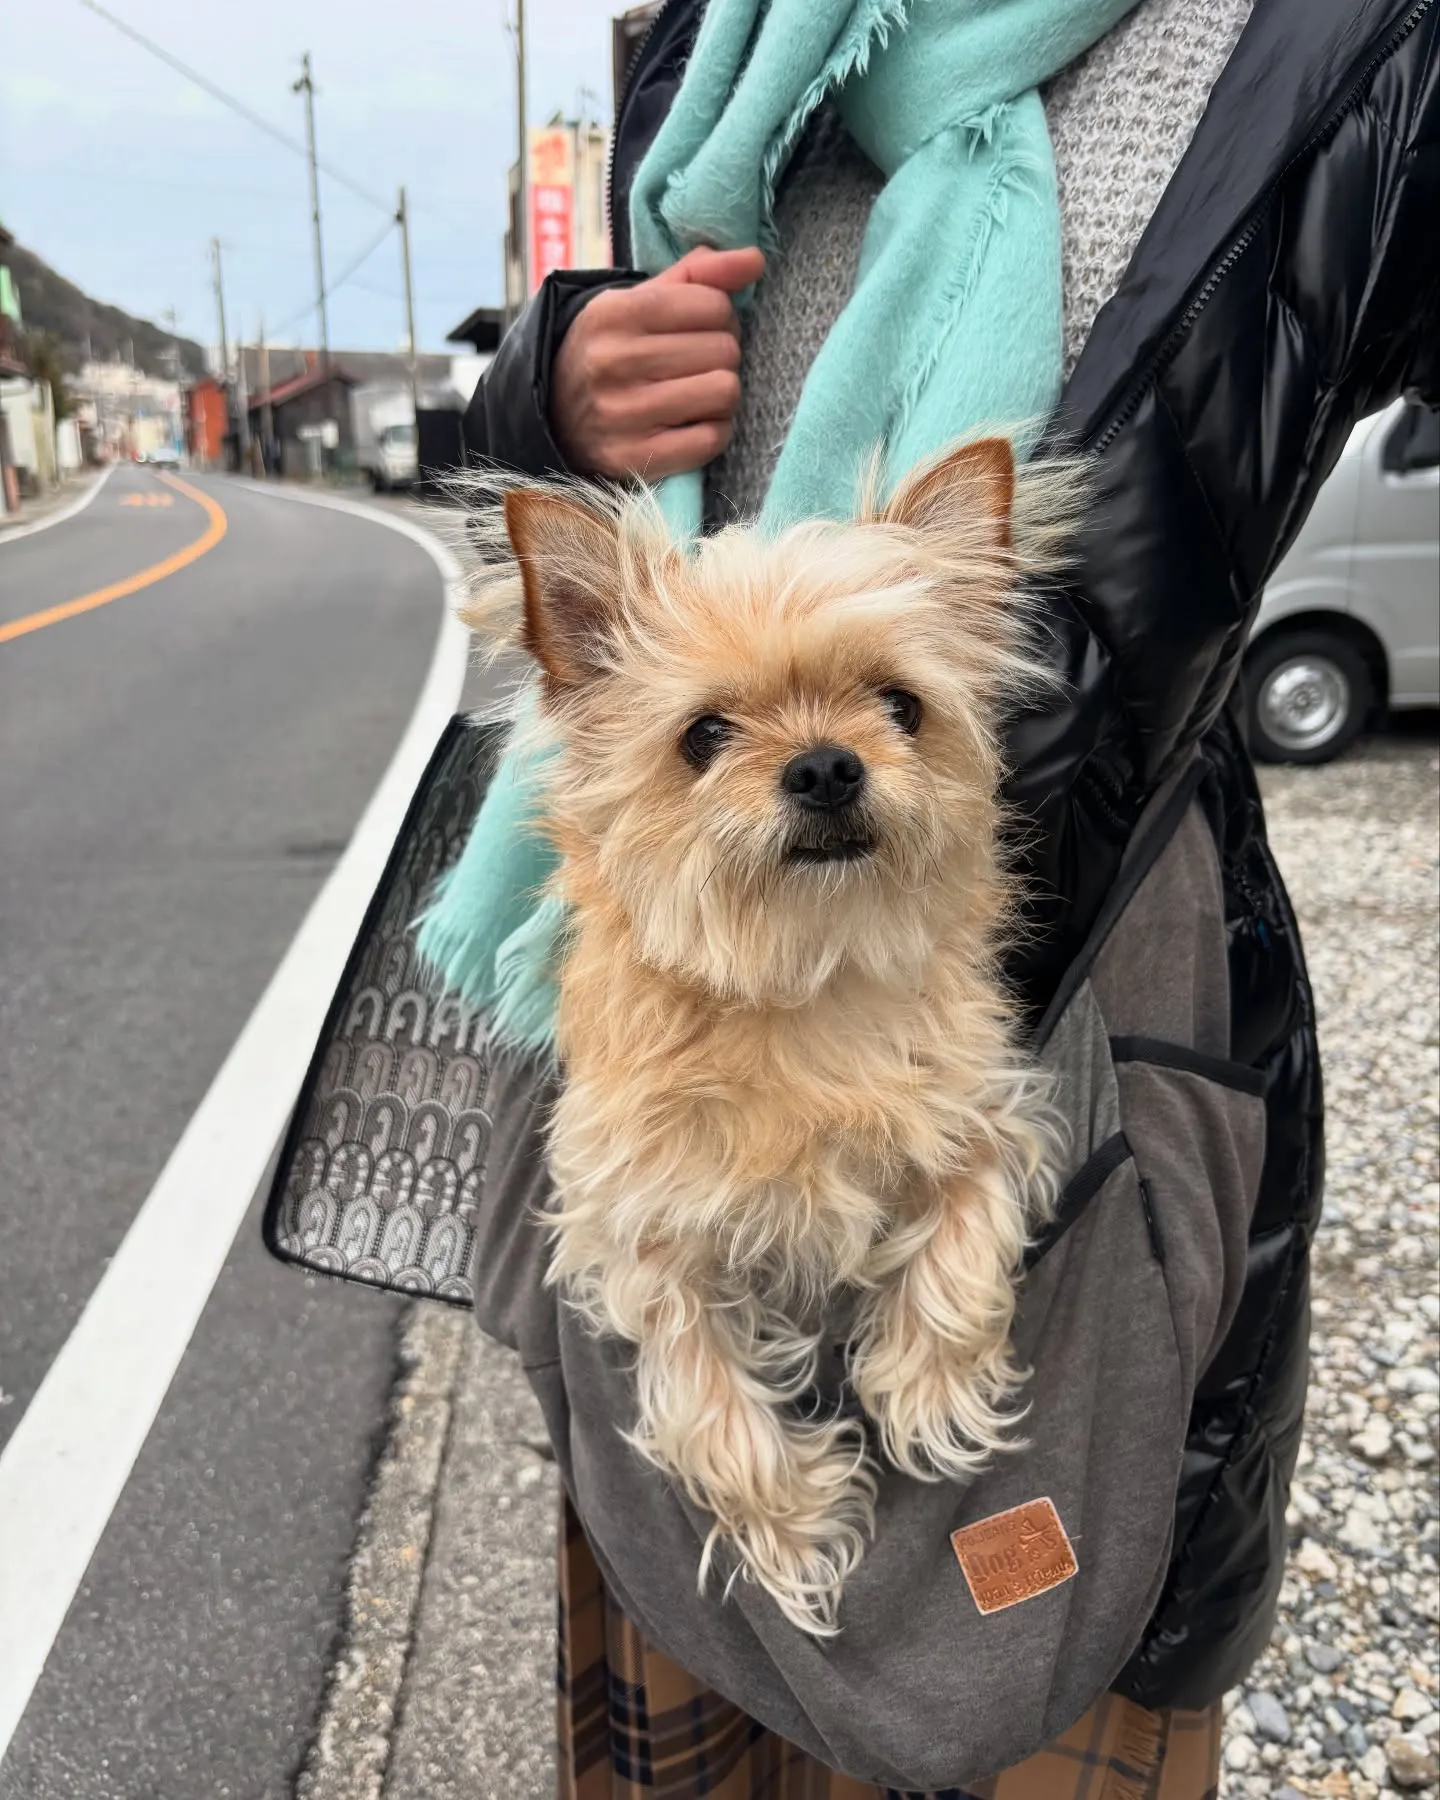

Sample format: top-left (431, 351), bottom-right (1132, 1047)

top-left (951, 1497), bottom-right (1078, 1614)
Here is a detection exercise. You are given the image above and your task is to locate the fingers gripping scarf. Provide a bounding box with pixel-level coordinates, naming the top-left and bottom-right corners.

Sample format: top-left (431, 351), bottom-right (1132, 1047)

top-left (418, 0), bottom-right (1140, 1050)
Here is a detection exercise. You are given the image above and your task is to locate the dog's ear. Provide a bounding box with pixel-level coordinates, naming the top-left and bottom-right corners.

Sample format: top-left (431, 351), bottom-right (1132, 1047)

top-left (505, 488), bottom-right (623, 686)
top-left (880, 439), bottom-right (1015, 551)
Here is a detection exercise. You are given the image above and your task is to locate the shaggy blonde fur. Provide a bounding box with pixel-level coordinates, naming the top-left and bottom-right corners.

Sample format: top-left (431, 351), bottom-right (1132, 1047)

top-left (450, 440), bottom-right (1085, 1634)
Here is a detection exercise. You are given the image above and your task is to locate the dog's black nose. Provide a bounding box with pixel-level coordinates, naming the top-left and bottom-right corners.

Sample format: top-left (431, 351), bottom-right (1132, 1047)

top-left (780, 744), bottom-right (866, 812)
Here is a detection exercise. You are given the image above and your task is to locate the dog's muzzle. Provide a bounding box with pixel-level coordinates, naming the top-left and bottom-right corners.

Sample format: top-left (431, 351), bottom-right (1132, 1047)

top-left (783, 807), bottom-right (877, 867)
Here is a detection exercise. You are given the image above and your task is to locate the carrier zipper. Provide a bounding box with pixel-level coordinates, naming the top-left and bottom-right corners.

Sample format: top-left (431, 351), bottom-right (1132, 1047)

top-left (1091, 0), bottom-right (1435, 455)
top-left (605, 0), bottom-right (686, 246)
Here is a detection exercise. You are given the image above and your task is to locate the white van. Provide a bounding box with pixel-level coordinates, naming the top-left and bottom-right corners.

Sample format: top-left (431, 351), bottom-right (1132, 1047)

top-left (1244, 399), bottom-right (1439, 762)
top-left (352, 386), bottom-right (419, 493)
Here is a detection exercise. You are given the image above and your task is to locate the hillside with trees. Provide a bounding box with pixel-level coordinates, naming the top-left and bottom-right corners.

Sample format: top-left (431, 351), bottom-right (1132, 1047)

top-left (2, 232), bottom-right (207, 380)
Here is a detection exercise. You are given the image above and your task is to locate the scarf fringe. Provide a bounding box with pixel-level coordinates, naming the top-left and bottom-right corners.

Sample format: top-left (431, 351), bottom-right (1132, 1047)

top-left (756, 0), bottom-right (911, 256)
top-left (413, 863), bottom-right (491, 1010)
top-left (415, 868), bottom-right (564, 1058)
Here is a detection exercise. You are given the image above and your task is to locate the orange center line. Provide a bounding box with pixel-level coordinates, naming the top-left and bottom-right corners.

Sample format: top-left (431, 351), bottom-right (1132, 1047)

top-left (0, 473), bottom-right (228, 646)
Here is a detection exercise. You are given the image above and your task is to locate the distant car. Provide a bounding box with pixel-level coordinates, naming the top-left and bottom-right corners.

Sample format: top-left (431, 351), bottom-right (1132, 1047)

top-left (1244, 398), bottom-right (1440, 762)
top-left (139, 444), bottom-right (181, 469)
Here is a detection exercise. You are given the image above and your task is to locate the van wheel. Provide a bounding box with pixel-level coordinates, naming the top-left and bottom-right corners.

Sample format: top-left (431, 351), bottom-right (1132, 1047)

top-left (1244, 629), bottom-right (1374, 764)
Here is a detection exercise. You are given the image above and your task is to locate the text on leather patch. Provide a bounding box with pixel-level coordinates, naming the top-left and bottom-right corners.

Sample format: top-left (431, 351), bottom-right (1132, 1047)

top-left (950, 1497), bottom-right (1078, 1614)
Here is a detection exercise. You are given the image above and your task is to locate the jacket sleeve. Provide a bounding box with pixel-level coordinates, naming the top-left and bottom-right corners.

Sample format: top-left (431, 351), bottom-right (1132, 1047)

top-left (461, 269), bottom-right (646, 478)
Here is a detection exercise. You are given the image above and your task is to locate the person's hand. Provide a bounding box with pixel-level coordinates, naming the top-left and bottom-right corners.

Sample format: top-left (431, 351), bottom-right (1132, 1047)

top-left (549, 246), bottom-right (765, 480)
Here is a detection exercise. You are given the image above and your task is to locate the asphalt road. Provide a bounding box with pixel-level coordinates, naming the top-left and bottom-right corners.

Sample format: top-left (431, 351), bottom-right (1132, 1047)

top-left (0, 465), bottom-right (443, 1799)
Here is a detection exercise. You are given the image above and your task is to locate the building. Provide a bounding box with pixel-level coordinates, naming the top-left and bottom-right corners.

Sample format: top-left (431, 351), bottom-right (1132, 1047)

top-left (0, 370), bottom-right (58, 499)
top-left (244, 360), bottom-right (357, 479)
top-left (0, 247), bottom-right (60, 501)
top-left (503, 116), bottom-right (613, 316)
top-left (447, 306), bottom-right (505, 358)
top-left (403, 306), bottom-right (508, 488)
top-left (0, 227), bottom-right (22, 375)
top-left (234, 346), bottom-right (488, 482)
top-left (235, 345), bottom-right (457, 397)
top-left (572, 122), bottom-right (612, 270)
top-left (70, 359), bottom-right (183, 462)
top-left (1, 223), bottom-right (29, 515)
top-left (185, 376), bottom-right (229, 468)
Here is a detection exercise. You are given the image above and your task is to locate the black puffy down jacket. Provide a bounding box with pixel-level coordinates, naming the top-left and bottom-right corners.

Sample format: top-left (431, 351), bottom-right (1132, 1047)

top-left (462, 0), bottom-right (1440, 1707)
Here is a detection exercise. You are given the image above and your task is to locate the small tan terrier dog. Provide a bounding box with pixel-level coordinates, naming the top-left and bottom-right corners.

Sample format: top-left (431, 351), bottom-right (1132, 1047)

top-left (461, 438), bottom-right (1078, 1635)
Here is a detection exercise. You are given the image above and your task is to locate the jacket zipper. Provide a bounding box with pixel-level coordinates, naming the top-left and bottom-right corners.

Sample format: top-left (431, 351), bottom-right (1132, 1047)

top-left (605, 0), bottom-right (687, 245)
top-left (1091, 0), bottom-right (1435, 455)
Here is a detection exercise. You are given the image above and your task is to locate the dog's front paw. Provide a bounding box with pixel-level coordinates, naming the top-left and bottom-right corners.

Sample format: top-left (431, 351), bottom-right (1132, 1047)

top-left (708, 1424), bottom-right (876, 1635)
top-left (628, 1303), bottom-right (877, 1633)
top-left (852, 1313), bottom-right (1026, 1483)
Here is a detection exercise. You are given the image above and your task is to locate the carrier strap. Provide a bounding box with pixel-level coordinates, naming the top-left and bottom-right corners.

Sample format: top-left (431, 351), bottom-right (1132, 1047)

top-left (1030, 757), bottom-right (1208, 1055)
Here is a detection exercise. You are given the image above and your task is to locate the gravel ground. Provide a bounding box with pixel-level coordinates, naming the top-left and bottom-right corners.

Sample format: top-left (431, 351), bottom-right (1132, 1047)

top-left (1221, 729), bottom-right (1440, 1799)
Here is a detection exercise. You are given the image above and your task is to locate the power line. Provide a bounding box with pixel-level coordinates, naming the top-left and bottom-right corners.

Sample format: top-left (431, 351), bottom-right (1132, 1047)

top-left (325, 221), bottom-right (400, 306)
top-left (347, 276), bottom-right (405, 301)
top-left (265, 219), bottom-right (399, 340)
top-left (76, 0), bottom-right (392, 214)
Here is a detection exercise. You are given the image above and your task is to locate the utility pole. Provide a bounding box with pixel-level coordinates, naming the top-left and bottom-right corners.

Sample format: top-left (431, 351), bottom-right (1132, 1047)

top-left (210, 239), bottom-right (232, 462)
top-left (162, 306), bottom-right (180, 382)
top-left (397, 186), bottom-right (418, 416)
top-left (258, 316), bottom-right (275, 476)
top-left (293, 52), bottom-right (330, 375)
top-left (210, 241), bottom-right (229, 380)
top-left (235, 330), bottom-right (252, 466)
top-left (515, 0), bottom-right (529, 302)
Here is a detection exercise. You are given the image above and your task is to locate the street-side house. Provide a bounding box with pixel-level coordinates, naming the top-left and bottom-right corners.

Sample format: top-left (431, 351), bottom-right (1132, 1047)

top-left (68, 360), bottom-right (183, 463)
top-left (246, 361), bottom-right (358, 478)
top-left (1, 222), bottom-right (41, 514)
top-left (0, 370), bottom-right (58, 503)
top-left (185, 376), bottom-right (228, 468)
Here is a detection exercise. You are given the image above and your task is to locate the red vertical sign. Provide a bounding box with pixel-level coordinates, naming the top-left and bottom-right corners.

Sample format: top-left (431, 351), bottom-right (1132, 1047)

top-left (529, 128), bottom-right (575, 292)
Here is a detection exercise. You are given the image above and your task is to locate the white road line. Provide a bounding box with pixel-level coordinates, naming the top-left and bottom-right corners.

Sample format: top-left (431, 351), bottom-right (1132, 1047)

top-left (0, 463), bottom-right (115, 543)
top-left (0, 480), bottom-right (470, 1759)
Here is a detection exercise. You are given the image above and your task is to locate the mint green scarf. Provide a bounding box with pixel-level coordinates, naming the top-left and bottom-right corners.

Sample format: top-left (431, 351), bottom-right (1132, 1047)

top-left (418, 0), bottom-right (1140, 1048)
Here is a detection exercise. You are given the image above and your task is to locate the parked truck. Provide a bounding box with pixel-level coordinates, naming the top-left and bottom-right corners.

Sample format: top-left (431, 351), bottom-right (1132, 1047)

top-left (351, 385), bottom-right (418, 491)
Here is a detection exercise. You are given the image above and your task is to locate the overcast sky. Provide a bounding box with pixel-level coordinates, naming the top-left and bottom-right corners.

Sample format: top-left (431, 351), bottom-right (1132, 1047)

top-left (1, 0), bottom-right (623, 356)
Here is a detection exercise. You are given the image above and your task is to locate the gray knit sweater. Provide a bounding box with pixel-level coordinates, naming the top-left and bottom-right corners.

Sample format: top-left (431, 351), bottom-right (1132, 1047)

top-left (709, 0), bottom-right (1253, 520)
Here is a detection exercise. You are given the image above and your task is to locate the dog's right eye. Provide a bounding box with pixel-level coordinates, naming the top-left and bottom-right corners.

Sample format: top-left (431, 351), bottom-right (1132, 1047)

top-left (681, 715), bottom-right (733, 769)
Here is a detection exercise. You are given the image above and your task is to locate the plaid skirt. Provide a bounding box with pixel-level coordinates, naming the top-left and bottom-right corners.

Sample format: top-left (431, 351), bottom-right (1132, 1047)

top-left (556, 1501), bottom-right (1221, 1800)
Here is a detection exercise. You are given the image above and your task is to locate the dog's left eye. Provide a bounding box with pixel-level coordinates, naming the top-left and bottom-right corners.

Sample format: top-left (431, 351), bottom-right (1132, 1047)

top-left (881, 689), bottom-right (922, 735)
top-left (681, 715), bottom-right (734, 769)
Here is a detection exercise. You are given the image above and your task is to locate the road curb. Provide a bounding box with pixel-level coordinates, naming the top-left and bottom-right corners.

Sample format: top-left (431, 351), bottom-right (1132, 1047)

top-left (297, 1304), bottom-right (470, 1800)
top-left (0, 465), bottom-right (113, 543)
